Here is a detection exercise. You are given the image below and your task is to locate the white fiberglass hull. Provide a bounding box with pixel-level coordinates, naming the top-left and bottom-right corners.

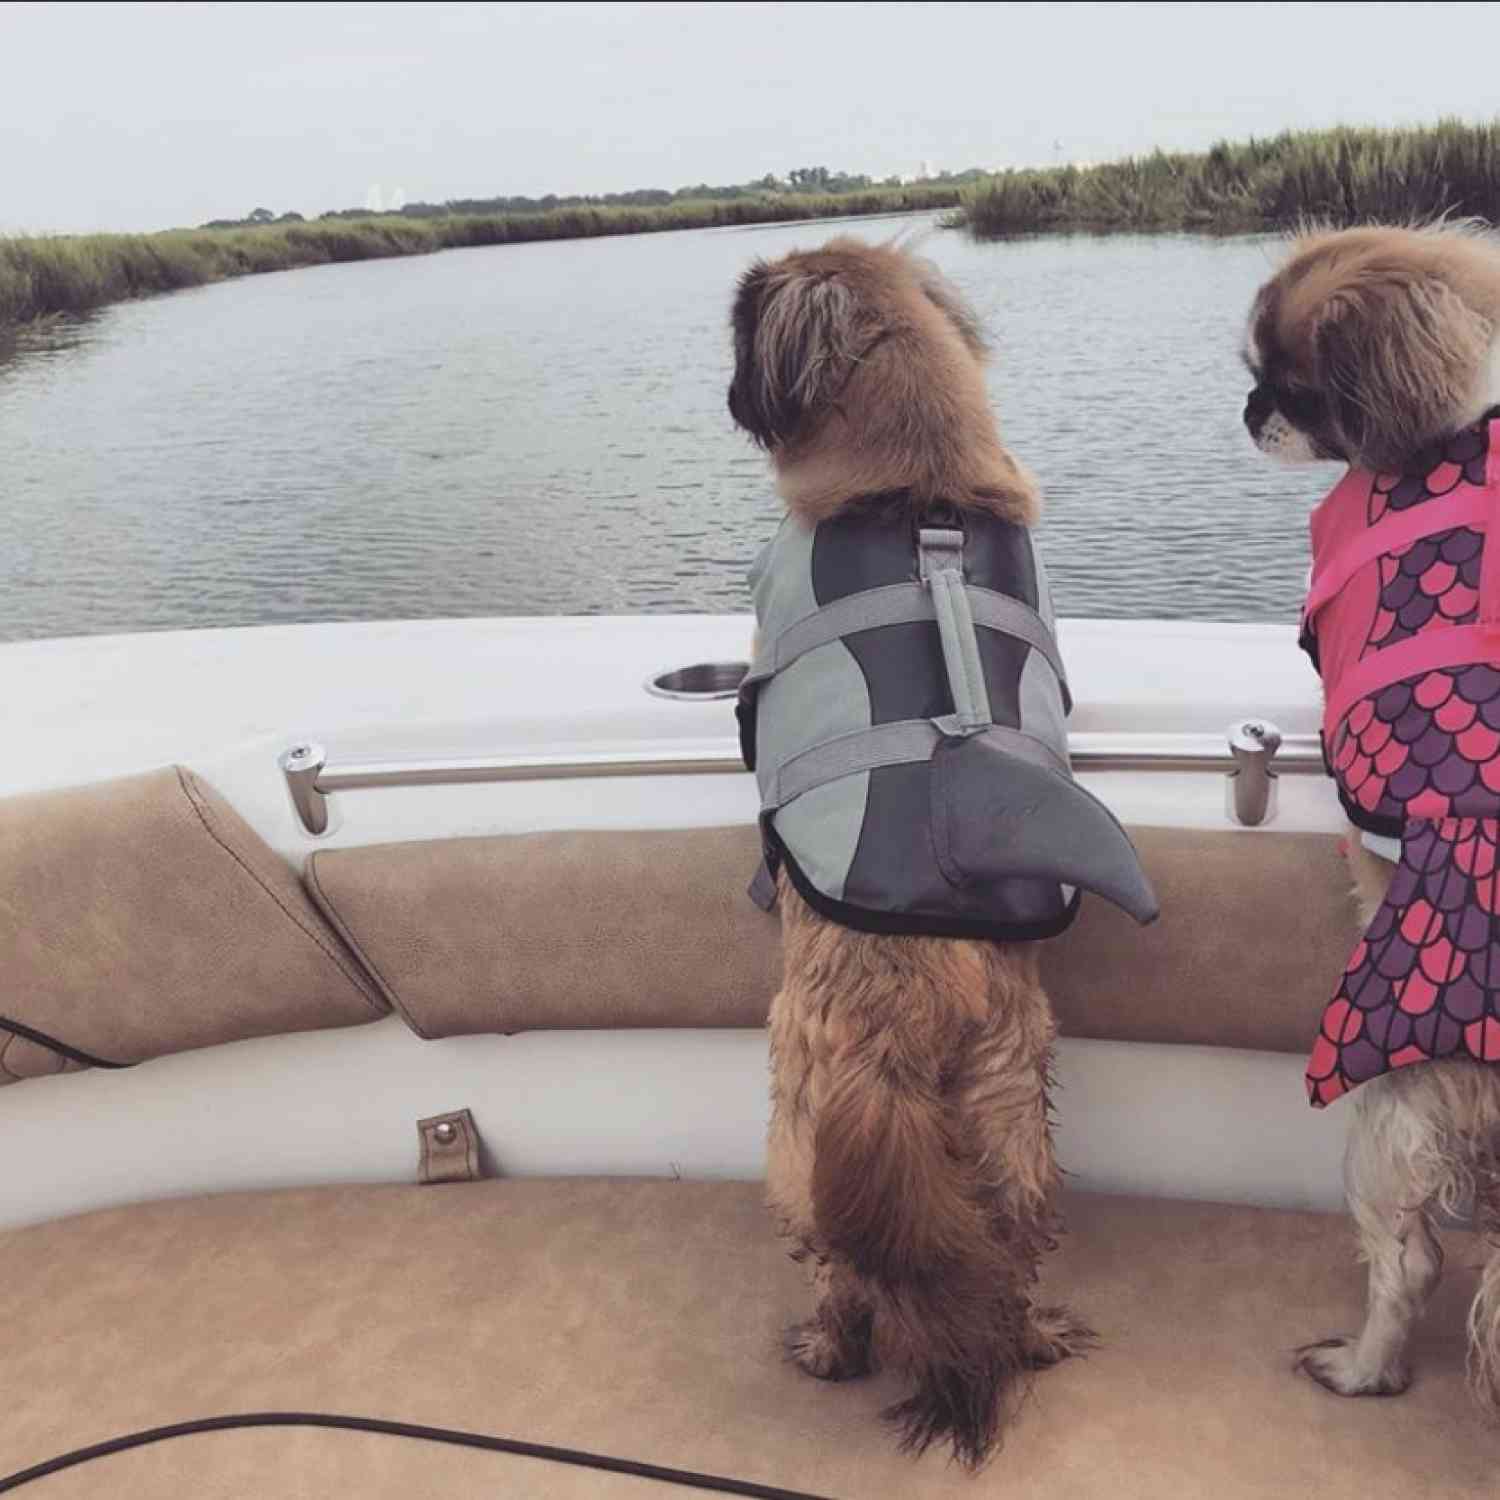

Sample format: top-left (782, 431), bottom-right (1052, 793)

top-left (0, 614), bottom-right (1347, 1231)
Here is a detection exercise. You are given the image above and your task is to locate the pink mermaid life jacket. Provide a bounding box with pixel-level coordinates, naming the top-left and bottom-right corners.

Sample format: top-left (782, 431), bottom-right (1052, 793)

top-left (1301, 411), bottom-right (1500, 1105)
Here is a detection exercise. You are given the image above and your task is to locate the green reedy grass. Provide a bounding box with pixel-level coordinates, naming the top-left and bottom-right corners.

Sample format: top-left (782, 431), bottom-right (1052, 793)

top-left (0, 184), bottom-right (963, 332)
top-left (959, 120), bottom-right (1500, 237)
top-left (15, 122), bottom-right (1491, 336)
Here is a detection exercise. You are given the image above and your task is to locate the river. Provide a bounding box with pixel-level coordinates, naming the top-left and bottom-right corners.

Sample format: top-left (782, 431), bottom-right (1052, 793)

top-left (0, 213), bottom-right (1336, 642)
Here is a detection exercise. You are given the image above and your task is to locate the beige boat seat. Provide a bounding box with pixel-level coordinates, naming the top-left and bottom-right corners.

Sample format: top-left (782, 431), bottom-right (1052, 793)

top-left (2, 764), bottom-right (1354, 1080)
top-left (4, 766), bottom-right (1498, 1496)
top-left (0, 768), bottom-right (385, 1085)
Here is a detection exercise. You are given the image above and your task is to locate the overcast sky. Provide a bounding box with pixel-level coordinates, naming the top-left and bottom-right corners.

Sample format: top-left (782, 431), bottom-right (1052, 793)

top-left (7, 1), bottom-right (1500, 235)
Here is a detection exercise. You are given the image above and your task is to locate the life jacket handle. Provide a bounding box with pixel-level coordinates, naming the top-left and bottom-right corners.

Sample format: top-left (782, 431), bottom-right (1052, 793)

top-left (918, 527), bottom-right (993, 736)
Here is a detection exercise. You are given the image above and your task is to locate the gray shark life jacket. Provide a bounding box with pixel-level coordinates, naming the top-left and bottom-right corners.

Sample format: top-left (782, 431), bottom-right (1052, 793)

top-left (737, 499), bottom-right (1159, 939)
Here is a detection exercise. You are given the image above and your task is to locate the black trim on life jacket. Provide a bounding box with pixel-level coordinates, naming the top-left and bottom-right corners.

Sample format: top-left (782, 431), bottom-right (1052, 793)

top-left (1337, 789), bottom-right (1405, 841)
top-left (761, 819), bottom-right (1083, 943)
top-left (736, 686), bottom-right (758, 771)
top-left (1298, 618), bottom-right (1321, 675)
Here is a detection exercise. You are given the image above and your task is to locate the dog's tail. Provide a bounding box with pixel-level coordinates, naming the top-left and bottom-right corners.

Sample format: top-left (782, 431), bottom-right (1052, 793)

top-left (873, 1251), bottom-right (1038, 1469)
top-left (809, 960), bottom-right (1047, 1469)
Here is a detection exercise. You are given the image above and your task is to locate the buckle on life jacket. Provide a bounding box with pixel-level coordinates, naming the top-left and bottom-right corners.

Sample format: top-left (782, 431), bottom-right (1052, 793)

top-left (911, 499), bottom-right (964, 543)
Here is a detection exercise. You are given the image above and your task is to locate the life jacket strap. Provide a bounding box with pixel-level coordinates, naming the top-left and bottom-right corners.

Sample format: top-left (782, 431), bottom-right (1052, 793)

top-left (1324, 620), bottom-right (1500, 741)
top-left (918, 527), bottom-right (992, 735)
top-left (1304, 487), bottom-right (1495, 623)
top-left (741, 581), bottom-right (1069, 709)
top-left (1482, 422), bottom-right (1500, 634)
top-left (747, 856), bottom-right (778, 911)
top-left (1313, 420), bottom-right (1500, 739)
top-left (764, 719), bottom-right (1067, 811)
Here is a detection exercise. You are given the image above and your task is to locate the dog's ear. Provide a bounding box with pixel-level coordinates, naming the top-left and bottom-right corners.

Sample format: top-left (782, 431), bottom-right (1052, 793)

top-left (915, 262), bottom-right (989, 359)
top-left (727, 260), bottom-right (775, 444)
top-left (727, 259), bottom-right (862, 449)
top-left (1314, 272), bottom-right (1492, 470)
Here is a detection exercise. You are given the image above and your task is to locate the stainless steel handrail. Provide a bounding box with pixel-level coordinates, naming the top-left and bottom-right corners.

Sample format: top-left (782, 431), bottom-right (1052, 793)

top-left (279, 726), bottom-right (1322, 836)
top-left (326, 748), bottom-right (745, 790)
top-left (1077, 729), bottom-right (1319, 775)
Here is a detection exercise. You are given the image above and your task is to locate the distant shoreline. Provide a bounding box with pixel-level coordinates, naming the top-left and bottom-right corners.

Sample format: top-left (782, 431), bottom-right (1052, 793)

top-left (958, 120), bottom-right (1500, 237)
top-left (9, 119), bottom-right (1497, 338)
top-left (0, 185), bottom-right (964, 334)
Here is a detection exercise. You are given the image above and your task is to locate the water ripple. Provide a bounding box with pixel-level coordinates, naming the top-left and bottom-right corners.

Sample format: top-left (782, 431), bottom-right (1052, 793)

top-left (0, 220), bottom-right (1334, 642)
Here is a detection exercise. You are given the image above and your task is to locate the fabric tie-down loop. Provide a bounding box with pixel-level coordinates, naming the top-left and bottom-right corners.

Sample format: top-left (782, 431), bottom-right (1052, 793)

top-left (417, 1108), bottom-right (484, 1184)
top-left (918, 528), bottom-right (991, 736)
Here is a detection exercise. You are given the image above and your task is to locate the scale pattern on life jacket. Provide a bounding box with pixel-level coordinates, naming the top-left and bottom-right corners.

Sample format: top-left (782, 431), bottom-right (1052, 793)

top-left (1307, 418), bottom-right (1500, 1105)
top-left (1308, 817), bottom-right (1500, 1104)
top-left (1328, 424), bottom-right (1498, 824)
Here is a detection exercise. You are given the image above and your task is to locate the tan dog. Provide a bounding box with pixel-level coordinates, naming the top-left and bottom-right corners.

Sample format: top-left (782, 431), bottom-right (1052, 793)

top-left (1245, 222), bottom-right (1500, 1408)
top-left (728, 239), bottom-right (1096, 1467)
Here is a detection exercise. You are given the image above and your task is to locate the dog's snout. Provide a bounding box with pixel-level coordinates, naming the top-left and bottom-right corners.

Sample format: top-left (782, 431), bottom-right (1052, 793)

top-left (1244, 383), bottom-right (1274, 435)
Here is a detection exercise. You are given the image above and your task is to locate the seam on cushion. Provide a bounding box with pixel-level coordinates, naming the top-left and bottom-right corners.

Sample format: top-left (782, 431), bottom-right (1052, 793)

top-left (174, 768), bottom-right (388, 1018)
top-left (303, 853), bottom-right (429, 1039)
top-left (0, 1032), bottom-right (18, 1083)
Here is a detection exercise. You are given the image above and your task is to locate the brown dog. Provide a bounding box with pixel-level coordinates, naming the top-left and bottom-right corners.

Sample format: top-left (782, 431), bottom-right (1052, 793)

top-left (728, 238), bottom-right (1097, 1467)
top-left (1245, 222), bottom-right (1500, 1408)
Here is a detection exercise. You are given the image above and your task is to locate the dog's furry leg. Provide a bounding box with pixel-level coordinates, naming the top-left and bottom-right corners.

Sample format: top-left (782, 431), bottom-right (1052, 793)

top-left (766, 965), bottom-right (823, 1352)
top-left (1469, 1158), bottom-right (1500, 1415)
top-left (766, 876), bottom-right (1078, 1466)
top-left (962, 943), bottom-right (1095, 1371)
top-left (785, 1258), bottom-right (875, 1381)
top-left (1454, 1068), bottom-right (1500, 1415)
top-left (1299, 1071), bottom-right (1446, 1397)
top-left (767, 904), bottom-right (877, 1383)
top-left (1023, 1302), bottom-right (1097, 1368)
top-left (1304, 837), bottom-right (1500, 1403)
top-left (876, 942), bottom-right (1084, 1466)
top-left (1298, 834), bottom-right (1438, 1396)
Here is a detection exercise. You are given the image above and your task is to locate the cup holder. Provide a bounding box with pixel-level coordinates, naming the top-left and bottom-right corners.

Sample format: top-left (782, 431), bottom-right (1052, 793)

top-left (645, 661), bottom-right (749, 701)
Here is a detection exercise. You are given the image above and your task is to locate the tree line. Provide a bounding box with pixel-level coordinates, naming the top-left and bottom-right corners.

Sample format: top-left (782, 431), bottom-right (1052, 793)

top-left (201, 165), bottom-right (993, 229)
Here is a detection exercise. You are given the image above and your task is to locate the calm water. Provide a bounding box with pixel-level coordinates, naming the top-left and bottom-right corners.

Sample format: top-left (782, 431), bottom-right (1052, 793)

top-left (0, 215), bottom-right (1337, 643)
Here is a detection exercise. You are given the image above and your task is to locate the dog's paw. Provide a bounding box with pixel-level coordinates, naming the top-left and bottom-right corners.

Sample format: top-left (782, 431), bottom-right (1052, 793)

top-left (1023, 1303), bottom-right (1098, 1368)
top-left (1295, 1337), bottom-right (1411, 1397)
top-left (783, 1319), bottom-right (871, 1382)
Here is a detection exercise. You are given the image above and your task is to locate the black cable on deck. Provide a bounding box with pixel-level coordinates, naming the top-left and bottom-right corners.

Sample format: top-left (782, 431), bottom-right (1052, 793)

top-left (0, 1411), bottom-right (839, 1499)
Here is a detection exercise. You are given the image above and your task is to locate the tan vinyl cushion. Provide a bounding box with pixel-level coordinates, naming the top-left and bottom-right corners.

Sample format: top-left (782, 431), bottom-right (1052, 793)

top-left (0, 1180), bottom-right (1494, 1498)
top-left (306, 825), bottom-right (785, 1039)
top-left (1046, 822), bottom-right (1356, 1051)
top-left (307, 824), bottom-right (1355, 1053)
top-left (0, 768), bottom-right (385, 1084)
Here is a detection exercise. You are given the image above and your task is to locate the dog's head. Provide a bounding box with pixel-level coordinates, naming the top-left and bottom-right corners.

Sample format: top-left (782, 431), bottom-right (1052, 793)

top-left (1243, 223), bottom-right (1500, 473)
top-left (727, 237), bottom-right (1034, 522)
top-left (728, 236), bottom-right (989, 452)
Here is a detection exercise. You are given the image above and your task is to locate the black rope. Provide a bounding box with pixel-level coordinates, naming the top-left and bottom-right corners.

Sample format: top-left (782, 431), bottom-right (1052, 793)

top-left (0, 1412), bottom-right (838, 1499)
top-left (0, 1015), bottom-right (129, 1070)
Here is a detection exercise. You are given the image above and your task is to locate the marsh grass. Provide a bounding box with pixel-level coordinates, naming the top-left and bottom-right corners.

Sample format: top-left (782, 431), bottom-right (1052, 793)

top-left (0, 185), bottom-right (963, 331)
top-left (960, 120), bottom-right (1500, 237)
top-left (15, 124), bottom-right (1492, 334)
